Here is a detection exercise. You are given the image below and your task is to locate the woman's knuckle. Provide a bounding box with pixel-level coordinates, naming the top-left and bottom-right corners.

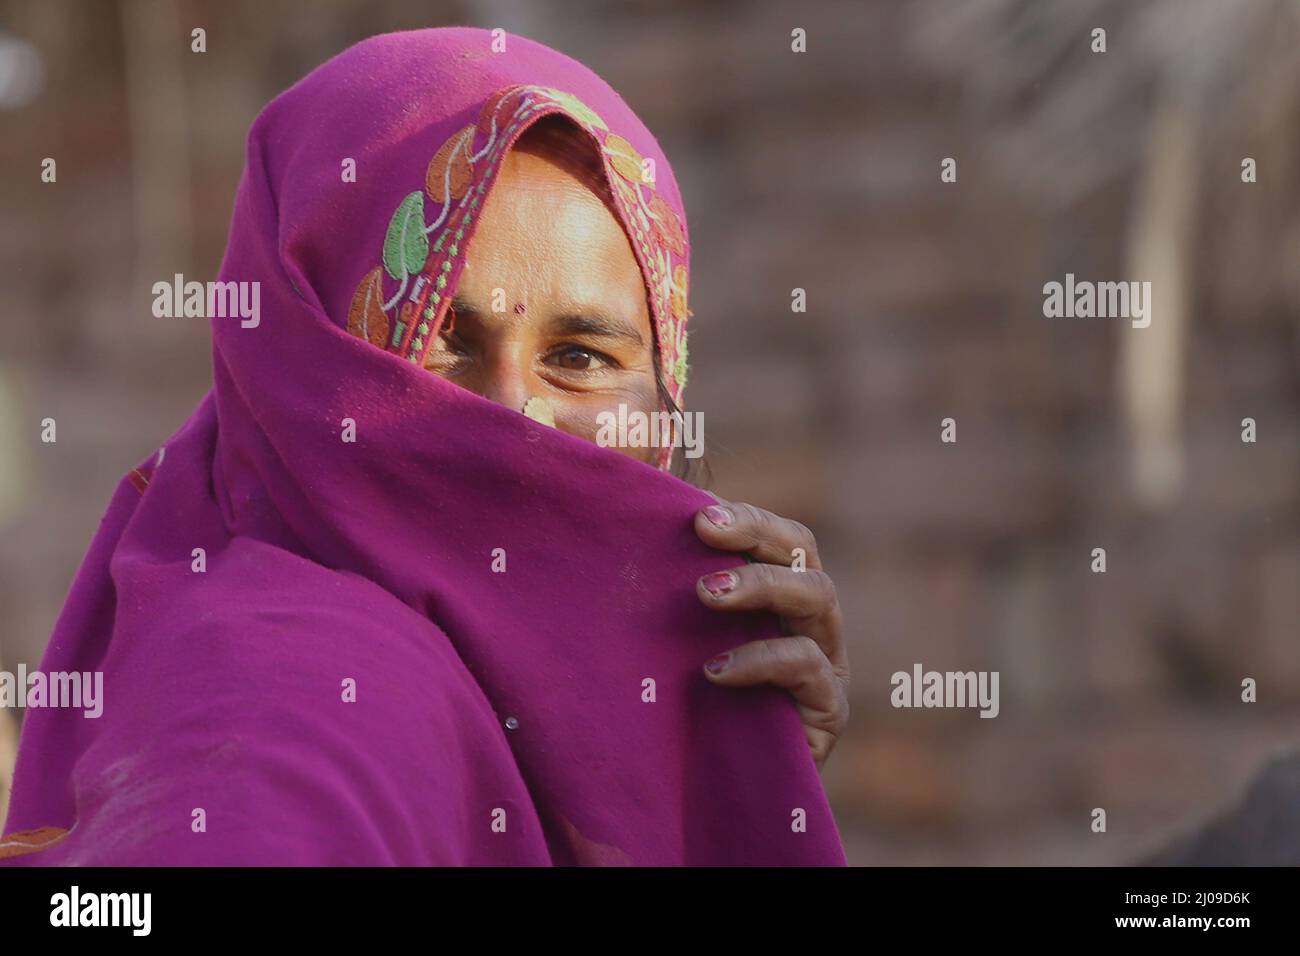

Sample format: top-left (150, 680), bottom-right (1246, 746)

top-left (787, 519), bottom-right (819, 559)
top-left (817, 569), bottom-right (839, 605)
top-left (757, 637), bottom-right (789, 671)
top-left (732, 500), bottom-right (760, 528)
top-left (751, 560), bottom-right (780, 592)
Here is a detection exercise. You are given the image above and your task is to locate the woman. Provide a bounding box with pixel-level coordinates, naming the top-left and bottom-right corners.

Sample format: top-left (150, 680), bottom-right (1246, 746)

top-left (1, 27), bottom-right (848, 866)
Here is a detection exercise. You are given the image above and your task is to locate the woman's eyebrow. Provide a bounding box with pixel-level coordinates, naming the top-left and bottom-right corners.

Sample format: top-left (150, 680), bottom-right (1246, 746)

top-left (450, 294), bottom-right (645, 345)
top-left (549, 311), bottom-right (645, 346)
top-left (449, 294), bottom-right (481, 316)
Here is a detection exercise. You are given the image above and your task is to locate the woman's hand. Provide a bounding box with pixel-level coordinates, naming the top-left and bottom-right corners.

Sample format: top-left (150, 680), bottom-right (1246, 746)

top-left (693, 498), bottom-right (850, 771)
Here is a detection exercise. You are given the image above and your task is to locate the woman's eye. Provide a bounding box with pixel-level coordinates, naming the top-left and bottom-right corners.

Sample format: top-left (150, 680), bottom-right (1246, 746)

top-left (423, 332), bottom-right (469, 372)
top-left (428, 333), bottom-right (470, 359)
top-left (550, 347), bottom-right (609, 371)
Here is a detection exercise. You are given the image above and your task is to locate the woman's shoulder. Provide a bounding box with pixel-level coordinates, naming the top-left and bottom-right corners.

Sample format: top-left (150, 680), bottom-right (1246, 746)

top-left (106, 535), bottom-right (449, 696)
top-left (152, 536), bottom-right (429, 640)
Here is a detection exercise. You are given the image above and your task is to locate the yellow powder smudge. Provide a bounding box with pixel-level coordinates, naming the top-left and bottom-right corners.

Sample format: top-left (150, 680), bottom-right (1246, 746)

top-left (521, 396), bottom-right (556, 427)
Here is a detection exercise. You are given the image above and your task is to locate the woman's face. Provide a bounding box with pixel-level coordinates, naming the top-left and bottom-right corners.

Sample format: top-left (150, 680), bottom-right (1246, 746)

top-left (423, 134), bottom-right (660, 464)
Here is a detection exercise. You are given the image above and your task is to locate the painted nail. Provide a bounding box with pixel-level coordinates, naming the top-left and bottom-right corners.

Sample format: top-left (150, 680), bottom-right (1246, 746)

top-left (700, 570), bottom-right (737, 596)
top-left (703, 505), bottom-right (733, 528)
top-left (704, 652), bottom-right (733, 675)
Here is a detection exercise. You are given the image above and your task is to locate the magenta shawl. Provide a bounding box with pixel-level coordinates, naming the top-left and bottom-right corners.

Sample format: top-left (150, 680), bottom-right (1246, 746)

top-left (1, 27), bottom-right (845, 866)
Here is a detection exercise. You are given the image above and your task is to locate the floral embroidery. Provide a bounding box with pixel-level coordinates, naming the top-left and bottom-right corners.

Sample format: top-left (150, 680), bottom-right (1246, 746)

top-left (603, 133), bottom-right (646, 184)
top-left (425, 124), bottom-right (476, 202)
top-left (383, 192), bottom-right (430, 281)
top-left (649, 195), bottom-right (684, 256)
top-left (670, 264), bottom-right (689, 322)
top-left (539, 87), bottom-right (608, 130)
top-left (346, 266), bottom-right (388, 348)
top-left (345, 84), bottom-right (692, 451)
top-left (673, 331), bottom-right (690, 389)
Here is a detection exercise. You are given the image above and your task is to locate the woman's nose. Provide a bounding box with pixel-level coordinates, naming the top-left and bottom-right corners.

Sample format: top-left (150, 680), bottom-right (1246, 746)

top-left (475, 350), bottom-right (534, 413)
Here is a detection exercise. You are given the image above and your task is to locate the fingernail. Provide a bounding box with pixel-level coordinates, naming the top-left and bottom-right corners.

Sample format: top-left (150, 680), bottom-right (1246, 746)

top-left (704, 652), bottom-right (733, 675)
top-left (700, 570), bottom-right (737, 596)
top-left (703, 505), bottom-right (733, 528)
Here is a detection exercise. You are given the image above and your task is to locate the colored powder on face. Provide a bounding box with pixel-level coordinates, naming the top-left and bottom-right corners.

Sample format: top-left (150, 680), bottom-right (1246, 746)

top-left (522, 395), bottom-right (556, 427)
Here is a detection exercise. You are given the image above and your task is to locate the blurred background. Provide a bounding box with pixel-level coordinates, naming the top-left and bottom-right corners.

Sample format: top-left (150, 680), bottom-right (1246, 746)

top-left (1, 0), bottom-right (1297, 864)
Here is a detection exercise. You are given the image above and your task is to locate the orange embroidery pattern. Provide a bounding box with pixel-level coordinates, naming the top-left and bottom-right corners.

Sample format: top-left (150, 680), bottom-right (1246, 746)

top-left (0, 826), bottom-right (70, 860)
top-left (125, 447), bottom-right (165, 496)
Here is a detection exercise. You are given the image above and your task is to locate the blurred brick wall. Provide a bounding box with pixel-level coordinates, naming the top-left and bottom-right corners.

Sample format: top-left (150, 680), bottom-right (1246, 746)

top-left (1, 0), bottom-right (1296, 863)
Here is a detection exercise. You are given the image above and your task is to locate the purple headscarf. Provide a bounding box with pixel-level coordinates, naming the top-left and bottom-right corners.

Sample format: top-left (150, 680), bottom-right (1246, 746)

top-left (1, 27), bottom-right (845, 866)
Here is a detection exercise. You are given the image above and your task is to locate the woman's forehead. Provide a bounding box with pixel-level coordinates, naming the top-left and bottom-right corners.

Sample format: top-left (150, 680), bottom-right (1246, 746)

top-left (455, 150), bottom-right (650, 322)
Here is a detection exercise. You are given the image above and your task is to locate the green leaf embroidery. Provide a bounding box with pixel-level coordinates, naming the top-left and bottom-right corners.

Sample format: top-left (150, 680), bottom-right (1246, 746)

top-left (673, 334), bottom-right (689, 387)
top-left (383, 191), bottom-right (429, 280)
